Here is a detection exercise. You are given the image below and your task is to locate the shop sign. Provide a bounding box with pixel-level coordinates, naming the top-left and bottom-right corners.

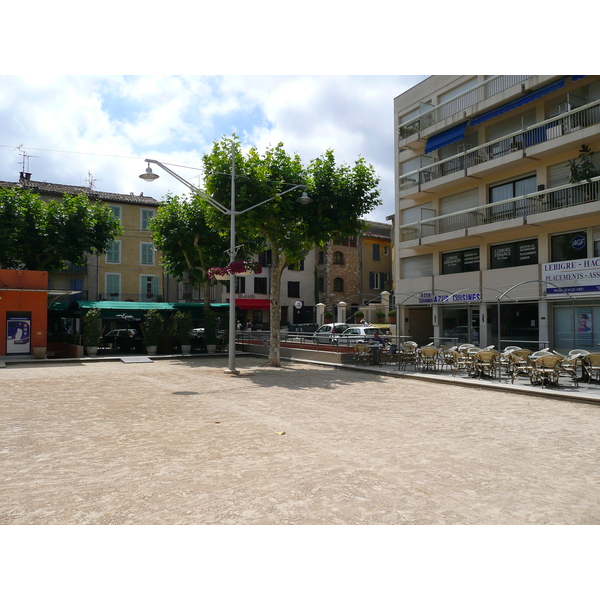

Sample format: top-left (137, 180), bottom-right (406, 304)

top-left (544, 258), bottom-right (600, 294)
top-left (418, 292), bottom-right (482, 303)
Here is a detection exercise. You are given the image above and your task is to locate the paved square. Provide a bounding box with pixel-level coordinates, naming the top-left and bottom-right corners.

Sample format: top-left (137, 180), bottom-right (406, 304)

top-left (2, 356), bottom-right (600, 524)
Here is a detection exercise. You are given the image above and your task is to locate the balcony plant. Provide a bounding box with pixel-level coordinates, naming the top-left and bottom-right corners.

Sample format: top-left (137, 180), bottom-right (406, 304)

top-left (142, 308), bottom-right (164, 355)
top-left (354, 310), bottom-right (364, 324)
top-left (568, 145), bottom-right (599, 184)
top-left (388, 309), bottom-right (397, 324)
top-left (324, 312), bottom-right (334, 323)
top-left (207, 260), bottom-right (262, 281)
top-left (82, 308), bottom-right (102, 355)
top-left (376, 310), bottom-right (386, 323)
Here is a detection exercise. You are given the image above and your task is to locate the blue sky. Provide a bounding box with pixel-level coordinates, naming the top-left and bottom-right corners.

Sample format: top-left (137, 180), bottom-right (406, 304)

top-left (0, 74), bottom-right (429, 223)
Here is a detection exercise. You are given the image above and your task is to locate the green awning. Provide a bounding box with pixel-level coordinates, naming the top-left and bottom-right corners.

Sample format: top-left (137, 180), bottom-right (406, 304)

top-left (66, 301), bottom-right (231, 319)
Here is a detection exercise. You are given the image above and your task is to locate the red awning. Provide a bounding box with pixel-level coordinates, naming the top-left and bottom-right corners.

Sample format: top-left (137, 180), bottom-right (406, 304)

top-left (227, 299), bottom-right (271, 310)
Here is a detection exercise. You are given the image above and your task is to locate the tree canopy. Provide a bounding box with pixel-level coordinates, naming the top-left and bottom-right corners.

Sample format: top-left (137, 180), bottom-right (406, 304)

top-left (202, 136), bottom-right (381, 366)
top-left (0, 187), bottom-right (123, 271)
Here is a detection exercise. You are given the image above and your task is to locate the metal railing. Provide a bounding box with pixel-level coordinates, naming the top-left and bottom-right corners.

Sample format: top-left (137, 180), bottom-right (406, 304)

top-left (399, 176), bottom-right (600, 242)
top-left (399, 100), bottom-right (600, 191)
top-left (99, 293), bottom-right (165, 302)
top-left (398, 75), bottom-right (534, 139)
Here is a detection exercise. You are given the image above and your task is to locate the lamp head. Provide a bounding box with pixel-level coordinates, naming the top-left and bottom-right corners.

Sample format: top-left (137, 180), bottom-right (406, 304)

top-left (296, 191), bottom-right (312, 205)
top-left (139, 162), bottom-right (159, 182)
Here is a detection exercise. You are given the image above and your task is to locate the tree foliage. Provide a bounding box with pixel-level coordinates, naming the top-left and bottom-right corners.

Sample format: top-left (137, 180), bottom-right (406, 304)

top-left (0, 187), bottom-right (122, 271)
top-left (148, 193), bottom-right (232, 307)
top-left (202, 136), bottom-right (381, 366)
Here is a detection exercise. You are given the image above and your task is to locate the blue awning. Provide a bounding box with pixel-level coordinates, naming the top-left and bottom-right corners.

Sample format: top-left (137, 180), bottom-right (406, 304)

top-left (470, 78), bottom-right (567, 126)
top-left (424, 121), bottom-right (468, 154)
top-left (572, 75), bottom-right (586, 81)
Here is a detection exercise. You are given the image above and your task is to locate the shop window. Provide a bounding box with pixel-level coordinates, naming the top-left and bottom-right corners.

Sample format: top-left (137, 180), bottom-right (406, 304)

top-left (551, 231), bottom-right (587, 262)
top-left (441, 248), bottom-right (480, 274)
top-left (491, 239), bottom-right (538, 269)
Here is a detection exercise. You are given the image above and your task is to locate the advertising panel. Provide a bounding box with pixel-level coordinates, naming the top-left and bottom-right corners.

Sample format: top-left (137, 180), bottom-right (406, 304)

top-left (7, 317), bottom-right (31, 355)
top-left (543, 258), bottom-right (600, 295)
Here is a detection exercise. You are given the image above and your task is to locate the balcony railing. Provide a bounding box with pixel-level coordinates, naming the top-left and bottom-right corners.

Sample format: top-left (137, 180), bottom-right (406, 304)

top-left (398, 176), bottom-right (600, 242)
top-left (399, 100), bottom-right (600, 191)
top-left (398, 75), bottom-right (534, 140)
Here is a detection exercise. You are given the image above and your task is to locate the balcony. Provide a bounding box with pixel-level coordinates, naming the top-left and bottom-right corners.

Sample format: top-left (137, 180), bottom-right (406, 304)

top-left (398, 76), bottom-right (535, 141)
top-left (398, 176), bottom-right (600, 243)
top-left (398, 100), bottom-right (600, 193)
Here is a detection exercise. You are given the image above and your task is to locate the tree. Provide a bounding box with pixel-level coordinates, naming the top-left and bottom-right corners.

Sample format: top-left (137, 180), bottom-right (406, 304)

top-left (202, 136), bottom-right (381, 367)
top-left (148, 193), bottom-right (229, 309)
top-left (0, 187), bottom-right (122, 271)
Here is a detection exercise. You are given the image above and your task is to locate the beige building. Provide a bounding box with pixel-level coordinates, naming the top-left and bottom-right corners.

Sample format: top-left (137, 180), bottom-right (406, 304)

top-left (0, 174), bottom-right (163, 303)
top-left (394, 75), bottom-right (600, 350)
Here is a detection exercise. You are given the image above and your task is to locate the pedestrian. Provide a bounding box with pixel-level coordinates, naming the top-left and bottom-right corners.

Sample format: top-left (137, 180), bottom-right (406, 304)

top-left (246, 320), bottom-right (253, 331)
top-left (236, 320), bottom-right (243, 331)
top-left (370, 329), bottom-right (386, 366)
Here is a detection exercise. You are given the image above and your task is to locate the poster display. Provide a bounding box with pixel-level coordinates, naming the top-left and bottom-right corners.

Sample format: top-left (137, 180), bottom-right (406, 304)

top-left (6, 316), bottom-right (31, 355)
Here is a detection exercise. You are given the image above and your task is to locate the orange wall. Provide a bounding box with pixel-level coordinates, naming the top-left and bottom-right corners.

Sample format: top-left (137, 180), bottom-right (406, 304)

top-left (0, 269), bottom-right (48, 356)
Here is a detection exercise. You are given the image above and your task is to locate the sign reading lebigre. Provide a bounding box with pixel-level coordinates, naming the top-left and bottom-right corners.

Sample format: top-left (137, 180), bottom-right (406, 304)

top-left (543, 258), bottom-right (600, 295)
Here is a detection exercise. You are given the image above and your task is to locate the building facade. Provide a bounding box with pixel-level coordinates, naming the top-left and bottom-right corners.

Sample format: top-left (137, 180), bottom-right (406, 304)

top-left (0, 174), bottom-right (164, 304)
top-left (394, 75), bottom-right (600, 350)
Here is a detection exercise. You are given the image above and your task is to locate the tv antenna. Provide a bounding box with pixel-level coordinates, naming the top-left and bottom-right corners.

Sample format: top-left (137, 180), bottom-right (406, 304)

top-left (14, 145), bottom-right (40, 174)
top-left (85, 171), bottom-right (102, 190)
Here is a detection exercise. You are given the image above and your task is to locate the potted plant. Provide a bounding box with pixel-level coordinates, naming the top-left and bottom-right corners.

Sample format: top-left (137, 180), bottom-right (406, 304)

top-left (142, 309), bottom-right (164, 355)
top-left (172, 310), bottom-right (194, 354)
top-left (82, 308), bottom-right (102, 356)
top-left (354, 310), bottom-right (365, 324)
top-left (376, 310), bottom-right (386, 323)
top-left (569, 145), bottom-right (599, 184)
top-left (388, 309), bottom-right (397, 324)
top-left (324, 312), bottom-right (334, 323)
top-left (203, 308), bottom-right (218, 353)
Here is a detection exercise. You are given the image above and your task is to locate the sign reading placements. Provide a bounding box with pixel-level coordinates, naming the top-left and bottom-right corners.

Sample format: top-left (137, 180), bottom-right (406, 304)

top-left (543, 258), bottom-right (600, 295)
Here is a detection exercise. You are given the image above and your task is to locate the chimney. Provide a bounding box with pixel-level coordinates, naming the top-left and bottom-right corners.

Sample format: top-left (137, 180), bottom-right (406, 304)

top-left (19, 172), bottom-right (32, 183)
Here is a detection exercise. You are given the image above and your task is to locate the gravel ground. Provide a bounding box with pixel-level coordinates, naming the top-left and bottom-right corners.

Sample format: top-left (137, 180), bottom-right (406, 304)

top-left (2, 355), bottom-right (600, 525)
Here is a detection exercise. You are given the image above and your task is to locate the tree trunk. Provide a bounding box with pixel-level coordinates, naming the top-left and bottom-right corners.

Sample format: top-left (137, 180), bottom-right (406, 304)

top-left (268, 245), bottom-right (286, 367)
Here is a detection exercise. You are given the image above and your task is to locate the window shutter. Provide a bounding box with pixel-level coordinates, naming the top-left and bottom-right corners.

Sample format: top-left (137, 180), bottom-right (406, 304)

top-left (369, 272), bottom-right (375, 289)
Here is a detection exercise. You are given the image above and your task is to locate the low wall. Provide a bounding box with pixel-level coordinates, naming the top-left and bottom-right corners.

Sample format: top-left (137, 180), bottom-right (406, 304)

top-left (236, 341), bottom-right (354, 365)
top-left (48, 342), bottom-right (84, 359)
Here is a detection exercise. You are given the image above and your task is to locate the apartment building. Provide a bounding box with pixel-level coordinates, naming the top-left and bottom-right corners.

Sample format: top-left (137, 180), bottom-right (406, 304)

top-left (394, 75), bottom-right (600, 350)
top-left (0, 174), bottom-right (163, 303)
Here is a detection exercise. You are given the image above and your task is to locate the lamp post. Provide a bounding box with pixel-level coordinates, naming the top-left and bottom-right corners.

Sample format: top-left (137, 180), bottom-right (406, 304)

top-left (140, 141), bottom-right (310, 374)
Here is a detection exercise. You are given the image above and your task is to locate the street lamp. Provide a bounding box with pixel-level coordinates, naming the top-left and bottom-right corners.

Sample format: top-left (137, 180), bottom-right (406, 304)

top-left (140, 141), bottom-right (311, 375)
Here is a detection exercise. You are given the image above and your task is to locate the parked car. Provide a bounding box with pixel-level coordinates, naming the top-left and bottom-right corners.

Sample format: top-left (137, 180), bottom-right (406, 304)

top-left (189, 328), bottom-right (205, 339)
top-left (336, 326), bottom-right (393, 345)
top-left (102, 328), bottom-right (143, 350)
top-left (311, 323), bottom-right (349, 343)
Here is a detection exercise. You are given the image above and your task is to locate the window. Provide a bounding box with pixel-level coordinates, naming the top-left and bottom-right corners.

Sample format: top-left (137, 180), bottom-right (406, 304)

top-left (258, 250), bottom-right (272, 267)
top-left (384, 246), bottom-right (389, 256)
top-left (318, 251), bottom-right (325, 265)
top-left (491, 239), bottom-right (538, 269)
top-left (333, 251), bottom-right (344, 265)
top-left (369, 272), bottom-right (383, 290)
top-left (140, 275), bottom-right (159, 300)
top-left (489, 175), bottom-right (536, 218)
top-left (318, 277), bottom-right (324, 292)
top-left (141, 208), bottom-right (155, 231)
top-left (235, 277), bottom-right (246, 294)
top-left (551, 231), bottom-right (587, 262)
top-left (333, 236), bottom-right (357, 247)
top-left (106, 273), bottom-right (120, 299)
top-left (140, 242), bottom-right (154, 265)
top-left (106, 240), bottom-right (121, 263)
top-left (254, 277), bottom-right (268, 294)
top-left (333, 277), bottom-right (344, 292)
top-left (287, 281), bottom-right (300, 298)
top-left (373, 244), bottom-right (380, 261)
top-left (441, 248), bottom-right (480, 274)
top-left (288, 260), bottom-right (305, 271)
top-left (402, 254), bottom-right (433, 279)
top-left (109, 205), bottom-right (121, 222)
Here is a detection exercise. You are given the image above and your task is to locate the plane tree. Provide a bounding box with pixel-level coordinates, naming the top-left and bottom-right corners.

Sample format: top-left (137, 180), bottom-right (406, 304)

top-left (0, 187), bottom-right (122, 271)
top-left (202, 136), bottom-right (381, 367)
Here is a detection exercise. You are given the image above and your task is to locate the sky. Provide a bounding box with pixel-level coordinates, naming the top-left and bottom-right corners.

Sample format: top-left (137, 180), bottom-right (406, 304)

top-left (0, 74), bottom-right (428, 223)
